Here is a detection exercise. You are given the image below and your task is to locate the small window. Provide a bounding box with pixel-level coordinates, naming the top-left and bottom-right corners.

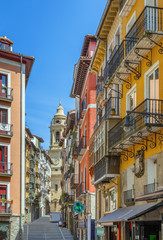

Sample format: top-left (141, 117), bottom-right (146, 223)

top-left (55, 184), bottom-right (58, 192)
top-left (56, 132), bottom-right (60, 142)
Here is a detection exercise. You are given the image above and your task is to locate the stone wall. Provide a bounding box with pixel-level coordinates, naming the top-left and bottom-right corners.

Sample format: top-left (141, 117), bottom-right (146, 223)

top-left (10, 215), bottom-right (25, 240)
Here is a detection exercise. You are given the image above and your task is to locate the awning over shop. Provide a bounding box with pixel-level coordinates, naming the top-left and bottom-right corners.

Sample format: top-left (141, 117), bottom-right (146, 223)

top-left (98, 202), bottom-right (163, 223)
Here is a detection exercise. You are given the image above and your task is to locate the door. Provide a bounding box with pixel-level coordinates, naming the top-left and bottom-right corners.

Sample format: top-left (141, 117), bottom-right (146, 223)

top-left (0, 185), bottom-right (7, 213)
top-left (147, 68), bottom-right (159, 123)
top-left (0, 74), bottom-right (7, 98)
top-left (0, 146), bottom-right (8, 174)
top-left (0, 108), bottom-right (8, 134)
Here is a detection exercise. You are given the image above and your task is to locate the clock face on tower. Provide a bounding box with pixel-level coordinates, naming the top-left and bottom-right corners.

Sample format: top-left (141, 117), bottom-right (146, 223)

top-left (53, 158), bottom-right (59, 166)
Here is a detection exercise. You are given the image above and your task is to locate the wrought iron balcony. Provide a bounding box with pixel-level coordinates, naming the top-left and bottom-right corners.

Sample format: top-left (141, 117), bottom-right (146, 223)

top-left (108, 99), bottom-right (163, 157)
top-left (144, 182), bottom-right (157, 195)
top-left (104, 7), bottom-right (163, 86)
top-left (65, 195), bottom-right (74, 203)
top-left (77, 136), bottom-right (87, 157)
top-left (76, 182), bottom-right (85, 198)
top-left (71, 174), bottom-right (79, 189)
top-left (0, 87), bottom-right (13, 102)
top-left (0, 123), bottom-right (13, 137)
top-left (30, 155), bottom-right (36, 164)
top-left (0, 200), bottom-right (12, 215)
top-left (0, 162), bottom-right (13, 176)
top-left (30, 176), bottom-right (35, 184)
top-left (124, 189), bottom-right (135, 205)
top-left (94, 97), bottom-right (120, 131)
top-left (94, 156), bottom-right (120, 184)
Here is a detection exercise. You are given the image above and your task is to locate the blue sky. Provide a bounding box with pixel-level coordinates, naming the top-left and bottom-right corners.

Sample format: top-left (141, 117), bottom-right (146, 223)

top-left (1, 0), bottom-right (107, 150)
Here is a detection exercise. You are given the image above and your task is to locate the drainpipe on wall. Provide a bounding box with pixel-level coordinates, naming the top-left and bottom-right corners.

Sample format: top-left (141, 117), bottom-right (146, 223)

top-left (20, 55), bottom-right (23, 240)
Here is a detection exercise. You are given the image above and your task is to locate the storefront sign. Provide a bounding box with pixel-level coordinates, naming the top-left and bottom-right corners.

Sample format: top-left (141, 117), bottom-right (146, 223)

top-left (73, 202), bottom-right (84, 214)
top-left (96, 227), bottom-right (104, 236)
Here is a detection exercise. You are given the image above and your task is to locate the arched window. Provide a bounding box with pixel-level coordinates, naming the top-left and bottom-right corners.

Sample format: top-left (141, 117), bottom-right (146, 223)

top-left (56, 131), bottom-right (60, 142)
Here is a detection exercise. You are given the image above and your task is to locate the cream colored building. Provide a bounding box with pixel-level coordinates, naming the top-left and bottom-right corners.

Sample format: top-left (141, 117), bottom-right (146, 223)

top-left (48, 101), bottom-right (66, 212)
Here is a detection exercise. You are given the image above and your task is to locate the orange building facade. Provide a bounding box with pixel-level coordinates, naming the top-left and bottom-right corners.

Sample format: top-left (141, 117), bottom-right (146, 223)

top-left (0, 36), bottom-right (34, 239)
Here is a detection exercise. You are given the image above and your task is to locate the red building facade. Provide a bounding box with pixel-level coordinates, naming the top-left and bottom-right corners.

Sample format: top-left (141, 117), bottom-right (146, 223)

top-left (70, 35), bottom-right (96, 240)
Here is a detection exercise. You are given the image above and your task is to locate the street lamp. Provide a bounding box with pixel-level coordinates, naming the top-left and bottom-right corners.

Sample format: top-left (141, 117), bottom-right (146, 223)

top-left (123, 113), bottom-right (131, 132)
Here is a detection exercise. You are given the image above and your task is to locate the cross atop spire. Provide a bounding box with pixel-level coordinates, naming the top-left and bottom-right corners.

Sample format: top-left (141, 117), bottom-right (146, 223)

top-left (59, 99), bottom-right (61, 106)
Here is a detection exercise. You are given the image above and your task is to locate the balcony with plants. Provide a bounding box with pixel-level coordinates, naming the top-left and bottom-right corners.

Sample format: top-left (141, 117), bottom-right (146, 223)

top-left (94, 97), bottom-right (121, 131)
top-left (61, 192), bottom-right (74, 205)
top-left (104, 6), bottom-right (163, 86)
top-left (0, 199), bottom-right (13, 215)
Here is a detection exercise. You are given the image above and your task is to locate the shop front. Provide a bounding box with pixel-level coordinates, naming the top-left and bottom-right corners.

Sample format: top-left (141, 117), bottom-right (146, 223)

top-left (97, 202), bottom-right (163, 240)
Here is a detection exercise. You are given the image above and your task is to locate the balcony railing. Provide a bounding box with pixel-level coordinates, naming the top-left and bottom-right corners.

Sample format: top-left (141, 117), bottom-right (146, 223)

top-left (108, 99), bottom-right (163, 150)
top-left (104, 6), bottom-right (163, 84)
top-left (144, 182), bottom-right (157, 195)
top-left (0, 162), bottom-right (13, 176)
top-left (0, 201), bottom-right (12, 215)
top-left (77, 136), bottom-right (86, 156)
top-left (0, 123), bottom-right (13, 137)
top-left (124, 189), bottom-right (135, 204)
top-left (76, 182), bottom-right (85, 198)
top-left (71, 174), bottom-right (79, 189)
top-left (30, 176), bottom-right (35, 184)
top-left (0, 87), bottom-right (13, 101)
top-left (105, 97), bottom-right (120, 118)
top-left (94, 97), bottom-right (120, 131)
top-left (94, 156), bottom-right (120, 184)
top-left (65, 195), bottom-right (74, 203)
top-left (104, 41), bottom-right (125, 82)
top-left (126, 7), bottom-right (163, 55)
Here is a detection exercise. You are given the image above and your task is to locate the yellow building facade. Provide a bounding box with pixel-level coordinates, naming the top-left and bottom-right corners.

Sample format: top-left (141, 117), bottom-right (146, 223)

top-left (92, 0), bottom-right (163, 239)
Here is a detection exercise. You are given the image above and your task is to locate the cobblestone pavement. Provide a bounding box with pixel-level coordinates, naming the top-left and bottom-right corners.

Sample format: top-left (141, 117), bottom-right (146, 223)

top-left (24, 216), bottom-right (74, 240)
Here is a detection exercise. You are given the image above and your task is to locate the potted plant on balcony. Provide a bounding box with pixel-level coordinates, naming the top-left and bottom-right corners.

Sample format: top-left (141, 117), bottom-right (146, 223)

top-left (0, 199), bottom-right (13, 204)
top-left (2, 86), bottom-right (7, 90)
top-left (111, 108), bottom-right (116, 115)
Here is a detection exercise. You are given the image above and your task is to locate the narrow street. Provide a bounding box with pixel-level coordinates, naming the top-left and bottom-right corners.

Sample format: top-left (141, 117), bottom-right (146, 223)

top-left (24, 216), bottom-right (74, 240)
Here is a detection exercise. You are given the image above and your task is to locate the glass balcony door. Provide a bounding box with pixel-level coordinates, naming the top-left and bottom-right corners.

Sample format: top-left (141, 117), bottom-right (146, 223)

top-left (0, 146), bottom-right (8, 174)
top-left (0, 185), bottom-right (7, 213)
top-left (147, 68), bottom-right (159, 123)
top-left (0, 74), bottom-right (7, 98)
